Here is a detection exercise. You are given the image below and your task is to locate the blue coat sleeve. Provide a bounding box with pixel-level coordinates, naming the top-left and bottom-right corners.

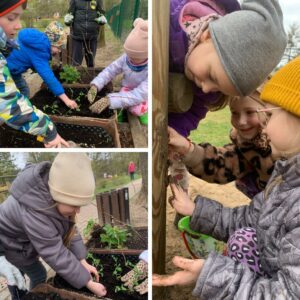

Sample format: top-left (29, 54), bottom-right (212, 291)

top-left (31, 54), bottom-right (64, 97)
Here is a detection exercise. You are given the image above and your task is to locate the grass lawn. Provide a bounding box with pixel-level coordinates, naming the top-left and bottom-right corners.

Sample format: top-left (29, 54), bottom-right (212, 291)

top-left (189, 106), bottom-right (232, 147)
top-left (95, 174), bottom-right (141, 194)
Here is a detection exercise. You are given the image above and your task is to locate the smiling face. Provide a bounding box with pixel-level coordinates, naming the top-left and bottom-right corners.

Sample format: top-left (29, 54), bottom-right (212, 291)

top-left (185, 37), bottom-right (238, 96)
top-left (230, 95), bottom-right (265, 140)
top-left (56, 203), bottom-right (80, 218)
top-left (0, 6), bottom-right (23, 39)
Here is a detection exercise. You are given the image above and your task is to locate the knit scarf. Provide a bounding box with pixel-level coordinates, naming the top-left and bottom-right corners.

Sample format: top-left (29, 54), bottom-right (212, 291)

top-left (126, 56), bottom-right (147, 72)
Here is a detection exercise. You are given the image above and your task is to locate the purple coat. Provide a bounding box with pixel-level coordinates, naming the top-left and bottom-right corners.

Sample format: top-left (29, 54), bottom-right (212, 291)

top-left (168, 0), bottom-right (240, 137)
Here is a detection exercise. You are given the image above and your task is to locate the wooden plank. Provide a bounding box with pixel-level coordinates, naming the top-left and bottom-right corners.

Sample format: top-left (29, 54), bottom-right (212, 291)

top-left (127, 112), bottom-right (147, 148)
top-left (153, 0), bottom-right (170, 298)
top-left (110, 190), bottom-right (121, 225)
top-left (101, 193), bottom-right (112, 225)
top-left (123, 187), bottom-right (130, 224)
top-left (95, 194), bottom-right (104, 225)
top-left (118, 188), bottom-right (126, 223)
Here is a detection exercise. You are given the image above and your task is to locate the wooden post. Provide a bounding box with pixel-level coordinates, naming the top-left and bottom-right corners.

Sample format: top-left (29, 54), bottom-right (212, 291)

top-left (152, 0), bottom-right (169, 298)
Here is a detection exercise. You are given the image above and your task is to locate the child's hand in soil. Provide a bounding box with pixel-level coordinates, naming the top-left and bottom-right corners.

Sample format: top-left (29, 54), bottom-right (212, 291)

top-left (64, 99), bottom-right (78, 109)
top-left (86, 280), bottom-right (107, 297)
top-left (169, 182), bottom-right (195, 216)
top-left (80, 259), bottom-right (99, 282)
top-left (152, 256), bottom-right (204, 287)
top-left (168, 126), bottom-right (194, 159)
top-left (121, 260), bottom-right (148, 291)
top-left (89, 96), bottom-right (110, 114)
top-left (44, 134), bottom-right (69, 148)
top-left (59, 94), bottom-right (78, 109)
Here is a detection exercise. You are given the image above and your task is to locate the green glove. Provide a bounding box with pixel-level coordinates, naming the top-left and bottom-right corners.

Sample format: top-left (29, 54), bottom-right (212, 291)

top-left (89, 96), bottom-right (110, 114)
top-left (87, 85), bottom-right (98, 104)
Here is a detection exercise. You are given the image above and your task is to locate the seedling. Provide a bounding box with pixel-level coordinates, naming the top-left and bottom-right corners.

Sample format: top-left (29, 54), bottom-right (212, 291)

top-left (115, 284), bottom-right (128, 293)
top-left (112, 255), bottom-right (122, 280)
top-left (43, 102), bottom-right (61, 115)
top-left (59, 65), bottom-right (80, 84)
top-left (83, 219), bottom-right (96, 238)
top-left (86, 252), bottom-right (104, 277)
top-left (100, 224), bottom-right (131, 249)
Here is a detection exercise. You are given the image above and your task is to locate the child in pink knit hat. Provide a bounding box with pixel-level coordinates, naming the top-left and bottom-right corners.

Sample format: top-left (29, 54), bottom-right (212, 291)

top-left (87, 18), bottom-right (148, 124)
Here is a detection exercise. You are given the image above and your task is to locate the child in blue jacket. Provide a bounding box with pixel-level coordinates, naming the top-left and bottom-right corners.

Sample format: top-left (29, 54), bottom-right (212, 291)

top-left (7, 21), bottom-right (78, 109)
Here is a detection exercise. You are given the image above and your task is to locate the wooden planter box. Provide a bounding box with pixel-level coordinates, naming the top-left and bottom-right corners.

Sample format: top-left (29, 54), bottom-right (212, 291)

top-left (50, 115), bottom-right (121, 148)
top-left (29, 283), bottom-right (111, 300)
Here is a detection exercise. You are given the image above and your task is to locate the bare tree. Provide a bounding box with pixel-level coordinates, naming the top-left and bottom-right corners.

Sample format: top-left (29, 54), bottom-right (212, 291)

top-left (281, 22), bottom-right (300, 64)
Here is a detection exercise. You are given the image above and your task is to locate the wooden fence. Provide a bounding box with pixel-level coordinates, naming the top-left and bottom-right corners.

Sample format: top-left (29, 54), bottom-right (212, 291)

top-left (96, 187), bottom-right (130, 225)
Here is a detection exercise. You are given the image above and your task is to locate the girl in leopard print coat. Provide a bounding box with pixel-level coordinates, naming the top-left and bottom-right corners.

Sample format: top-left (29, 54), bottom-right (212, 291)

top-left (169, 89), bottom-right (275, 198)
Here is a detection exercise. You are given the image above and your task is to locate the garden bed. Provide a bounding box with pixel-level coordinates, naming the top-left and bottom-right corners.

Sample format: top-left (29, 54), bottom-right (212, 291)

top-left (0, 122), bottom-right (116, 148)
top-left (86, 225), bottom-right (148, 252)
top-left (50, 253), bottom-right (147, 300)
top-left (30, 87), bottom-right (114, 119)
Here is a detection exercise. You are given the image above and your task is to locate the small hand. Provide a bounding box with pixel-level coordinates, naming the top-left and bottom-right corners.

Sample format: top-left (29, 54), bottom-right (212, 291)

top-left (152, 256), bottom-right (204, 286)
top-left (81, 260), bottom-right (99, 282)
top-left (89, 96), bottom-right (110, 114)
top-left (86, 280), bottom-right (107, 297)
top-left (64, 99), bottom-right (78, 109)
top-left (168, 126), bottom-right (193, 157)
top-left (169, 182), bottom-right (195, 216)
top-left (87, 85), bottom-right (98, 104)
top-left (44, 134), bottom-right (69, 148)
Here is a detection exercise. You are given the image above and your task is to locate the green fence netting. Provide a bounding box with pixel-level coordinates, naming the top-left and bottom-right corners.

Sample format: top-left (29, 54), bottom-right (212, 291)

top-left (105, 0), bottom-right (148, 41)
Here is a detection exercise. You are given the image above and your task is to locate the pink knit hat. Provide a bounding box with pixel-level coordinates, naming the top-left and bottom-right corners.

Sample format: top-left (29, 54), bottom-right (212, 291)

top-left (124, 18), bottom-right (148, 61)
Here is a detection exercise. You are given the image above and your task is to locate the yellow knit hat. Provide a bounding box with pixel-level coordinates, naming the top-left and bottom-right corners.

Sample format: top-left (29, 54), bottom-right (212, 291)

top-left (261, 57), bottom-right (300, 117)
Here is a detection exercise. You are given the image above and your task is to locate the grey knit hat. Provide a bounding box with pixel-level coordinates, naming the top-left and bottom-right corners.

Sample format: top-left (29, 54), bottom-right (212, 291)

top-left (48, 153), bottom-right (95, 206)
top-left (209, 0), bottom-right (287, 96)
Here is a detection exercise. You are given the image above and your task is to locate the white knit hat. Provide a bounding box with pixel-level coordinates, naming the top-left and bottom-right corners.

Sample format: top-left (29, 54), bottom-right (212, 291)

top-left (48, 153), bottom-right (95, 206)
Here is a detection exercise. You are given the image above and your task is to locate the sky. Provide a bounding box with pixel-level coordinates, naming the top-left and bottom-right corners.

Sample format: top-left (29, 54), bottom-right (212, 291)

top-left (279, 0), bottom-right (300, 30)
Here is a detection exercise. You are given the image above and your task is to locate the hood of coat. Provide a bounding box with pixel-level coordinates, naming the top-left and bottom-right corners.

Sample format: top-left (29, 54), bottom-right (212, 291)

top-left (270, 154), bottom-right (300, 191)
top-left (9, 162), bottom-right (67, 221)
top-left (18, 28), bottom-right (51, 54)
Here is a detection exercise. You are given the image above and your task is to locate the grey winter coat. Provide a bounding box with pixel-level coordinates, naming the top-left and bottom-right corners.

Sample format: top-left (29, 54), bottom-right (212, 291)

top-left (190, 154), bottom-right (300, 299)
top-left (0, 162), bottom-right (90, 289)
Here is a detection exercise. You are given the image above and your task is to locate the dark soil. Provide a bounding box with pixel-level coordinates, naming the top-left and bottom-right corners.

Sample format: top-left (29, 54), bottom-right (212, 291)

top-left (0, 123), bottom-right (114, 148)
top-left (51, 254), bottom-right (147, 300)
top-left (22, 292), bottom-right (70, 300)
top-left (30, 87), bottom-right (114, 119)
top-left (86, 225), bottom-right (147, 250)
